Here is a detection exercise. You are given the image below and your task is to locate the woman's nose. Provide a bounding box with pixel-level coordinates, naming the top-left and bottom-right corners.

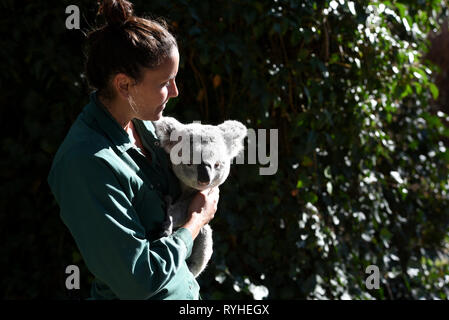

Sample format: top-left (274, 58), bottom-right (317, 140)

top-left (169, 79), bottom-right (179, 98)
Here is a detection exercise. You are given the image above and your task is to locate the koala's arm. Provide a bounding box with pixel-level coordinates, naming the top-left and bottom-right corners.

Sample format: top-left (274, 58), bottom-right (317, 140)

top-left (160, 195), bottom-right (190, 237)
top-left (167, 196), bottom-right (192, 228)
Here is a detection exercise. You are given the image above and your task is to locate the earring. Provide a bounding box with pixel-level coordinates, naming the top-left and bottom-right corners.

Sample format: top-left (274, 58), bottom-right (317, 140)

top-left (128, 95), bottom-right (139, 115)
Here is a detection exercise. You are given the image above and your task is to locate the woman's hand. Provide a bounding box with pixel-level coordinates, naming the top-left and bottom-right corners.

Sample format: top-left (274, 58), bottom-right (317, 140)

top-left (181, 187), bottom-right (220, 239)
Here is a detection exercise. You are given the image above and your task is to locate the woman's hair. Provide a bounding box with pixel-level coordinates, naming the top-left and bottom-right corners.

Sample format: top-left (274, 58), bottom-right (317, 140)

top-left (84, 0), bottom-right (177, 99)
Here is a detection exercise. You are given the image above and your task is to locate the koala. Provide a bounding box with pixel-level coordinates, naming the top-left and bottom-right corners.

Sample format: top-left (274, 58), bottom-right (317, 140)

top-left (153, 116), bottom-right (247, 277)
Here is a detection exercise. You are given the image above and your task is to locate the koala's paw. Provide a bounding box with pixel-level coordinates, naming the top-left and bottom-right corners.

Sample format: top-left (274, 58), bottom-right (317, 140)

top-left (159, 214), bottom-right (173, 238)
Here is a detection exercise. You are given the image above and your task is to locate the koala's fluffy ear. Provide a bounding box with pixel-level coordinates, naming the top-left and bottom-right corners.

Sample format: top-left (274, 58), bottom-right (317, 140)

top-left (153, 116), bottom-right (183, 152)
top-left (218, 120), bottom-right (248, 159)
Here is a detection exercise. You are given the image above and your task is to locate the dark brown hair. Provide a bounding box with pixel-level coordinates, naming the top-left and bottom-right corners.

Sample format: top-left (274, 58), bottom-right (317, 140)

top-left (84, 0), bottom-right (178, 99)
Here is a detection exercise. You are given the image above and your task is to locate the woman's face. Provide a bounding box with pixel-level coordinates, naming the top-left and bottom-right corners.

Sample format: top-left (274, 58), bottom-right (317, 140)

top-left (129, 46), bottom-right (180, 121)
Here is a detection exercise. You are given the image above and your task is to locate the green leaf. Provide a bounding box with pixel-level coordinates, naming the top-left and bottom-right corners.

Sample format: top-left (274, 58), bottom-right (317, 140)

top-left (429, 83), bottom-right (439, 100)
top-left (305, 192), bottom-right (318, 204)
top-left (380, 228), bottom-right (392, 241)
top-left (395, 3), bottom-right (407, 18)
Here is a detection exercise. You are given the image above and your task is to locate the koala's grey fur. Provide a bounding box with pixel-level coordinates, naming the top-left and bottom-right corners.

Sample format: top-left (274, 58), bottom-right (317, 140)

top-left (153, 116), bottom-right (247, 277)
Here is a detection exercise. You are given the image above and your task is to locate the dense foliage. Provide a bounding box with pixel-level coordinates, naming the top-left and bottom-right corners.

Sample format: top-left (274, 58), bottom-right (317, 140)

top-left (2, 0), bottom-right (449, 299)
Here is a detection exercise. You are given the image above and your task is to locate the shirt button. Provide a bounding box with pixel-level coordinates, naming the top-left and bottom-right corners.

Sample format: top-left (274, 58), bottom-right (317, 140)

top-left (154, 141), bottom-right (160, 147)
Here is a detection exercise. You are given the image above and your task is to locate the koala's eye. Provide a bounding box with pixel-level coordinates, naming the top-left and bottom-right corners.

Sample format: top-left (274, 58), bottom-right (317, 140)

top-left (214, 162), bottom-right (220, 169)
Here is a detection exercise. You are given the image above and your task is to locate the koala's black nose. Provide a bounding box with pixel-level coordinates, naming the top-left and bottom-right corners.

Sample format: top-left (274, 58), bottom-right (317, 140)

top-left (197, 162), bottom-right (212, 184)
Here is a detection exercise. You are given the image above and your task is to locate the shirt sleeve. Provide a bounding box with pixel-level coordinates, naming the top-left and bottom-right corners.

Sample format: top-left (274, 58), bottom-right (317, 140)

top-left (48, 151), bottom-right (193, 300)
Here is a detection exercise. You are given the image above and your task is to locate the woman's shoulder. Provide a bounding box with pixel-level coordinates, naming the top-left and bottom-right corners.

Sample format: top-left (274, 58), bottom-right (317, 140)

top-left (51, 118), bottom-right (119, 172)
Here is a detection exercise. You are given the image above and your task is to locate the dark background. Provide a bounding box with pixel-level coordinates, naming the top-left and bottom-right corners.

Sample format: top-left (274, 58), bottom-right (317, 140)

top-left (2, 0), bottom-right (449, 299)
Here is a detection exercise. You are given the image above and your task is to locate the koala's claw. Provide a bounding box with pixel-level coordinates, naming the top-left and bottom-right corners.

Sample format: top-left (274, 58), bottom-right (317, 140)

top-left (160, 214), bottom-right (173, 238)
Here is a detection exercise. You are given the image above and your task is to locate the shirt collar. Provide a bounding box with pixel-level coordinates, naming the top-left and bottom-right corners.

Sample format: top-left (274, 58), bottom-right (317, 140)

top-left (83, 91), bottom-right (160, 153)
top-left (84, 91), bottom-right (134, 153)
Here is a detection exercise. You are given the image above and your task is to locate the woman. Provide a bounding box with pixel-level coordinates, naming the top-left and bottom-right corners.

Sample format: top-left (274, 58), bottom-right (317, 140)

top-left (47, 0), bottom-right (219, 300)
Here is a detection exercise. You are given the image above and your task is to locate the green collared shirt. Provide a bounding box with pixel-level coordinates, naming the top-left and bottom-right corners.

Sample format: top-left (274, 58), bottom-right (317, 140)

top-left (48, 92), bottom-right (200, 300)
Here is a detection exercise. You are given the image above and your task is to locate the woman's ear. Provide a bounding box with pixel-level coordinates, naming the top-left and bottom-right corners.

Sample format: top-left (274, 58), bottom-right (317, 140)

top-left (113, 73), bottom-right (132, 99)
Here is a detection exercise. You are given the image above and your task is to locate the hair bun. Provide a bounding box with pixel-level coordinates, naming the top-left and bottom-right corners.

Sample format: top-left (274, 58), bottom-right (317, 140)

top-left (98, 0), bottom-right (134, 26)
